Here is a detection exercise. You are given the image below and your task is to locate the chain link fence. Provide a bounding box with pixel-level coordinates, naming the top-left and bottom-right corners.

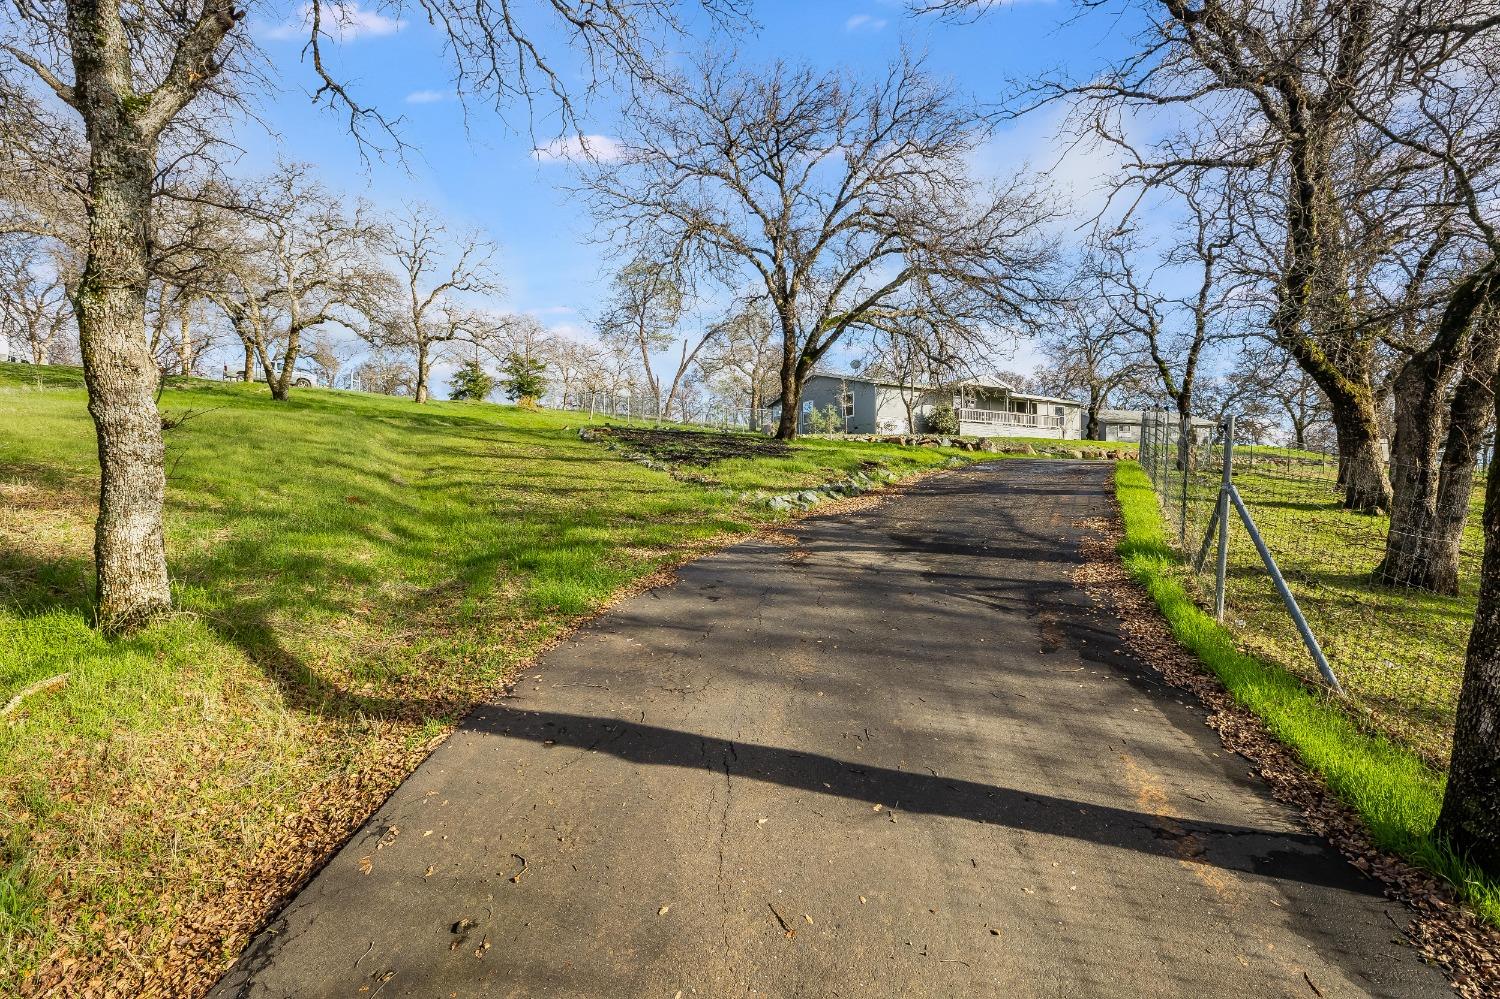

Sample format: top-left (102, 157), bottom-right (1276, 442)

top-left (1138, 408), bottom-right (1480, 764)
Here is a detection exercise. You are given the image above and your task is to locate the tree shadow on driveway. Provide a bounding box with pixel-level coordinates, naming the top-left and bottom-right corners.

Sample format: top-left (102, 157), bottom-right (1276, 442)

top-left (463, 702), bottom-right (1379, 896)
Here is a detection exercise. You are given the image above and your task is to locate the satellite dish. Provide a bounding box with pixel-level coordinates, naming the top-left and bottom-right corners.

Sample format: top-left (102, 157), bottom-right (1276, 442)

top-left (850, 359), bottom-right (863, 370)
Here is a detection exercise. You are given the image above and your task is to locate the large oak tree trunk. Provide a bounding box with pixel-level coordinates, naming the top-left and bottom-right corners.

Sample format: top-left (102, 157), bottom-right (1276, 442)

top-left (1379, 357), bottom-right (1495, 593)
top-left (1377, 280), bottom-right (1498, 593)
top-left (774, 316), bottom-right (806, 441)
top-left (1378, 345), bottom-right (1452, 588)
top-left (1438, 426), bottom-right (1500, 876)
top-left (774, 363), bottom-right (802, 440)
top-left (414, 342), bottom-right (430, 403)
top-left (1277, 124), bottom-right (1391, 514)
top-left (1329, 395), bottom-right (1390, 513)
top-left (75, 125), bottom-right (172, 631)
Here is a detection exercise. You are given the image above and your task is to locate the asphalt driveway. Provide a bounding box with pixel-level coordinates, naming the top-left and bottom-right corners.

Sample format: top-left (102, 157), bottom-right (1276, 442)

top-left (211, 460), bottom-right (1450, 998)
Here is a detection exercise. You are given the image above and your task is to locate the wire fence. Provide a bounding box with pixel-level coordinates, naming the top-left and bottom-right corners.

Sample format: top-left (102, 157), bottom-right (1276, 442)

top-left (550, 391), bottom-right (775, 435)
top-left (1138, 409), bottom-right (1481, 764)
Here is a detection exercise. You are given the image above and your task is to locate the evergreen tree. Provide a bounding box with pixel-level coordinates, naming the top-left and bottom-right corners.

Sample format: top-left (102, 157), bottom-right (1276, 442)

top-left (449, 359), bottom-right (496, 401)
top-left (501, 353), bottom-right (548, 407)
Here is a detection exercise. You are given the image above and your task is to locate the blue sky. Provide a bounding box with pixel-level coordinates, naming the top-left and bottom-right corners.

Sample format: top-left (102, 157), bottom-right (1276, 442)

top-left (237, 0), bottom-right (1149, 375)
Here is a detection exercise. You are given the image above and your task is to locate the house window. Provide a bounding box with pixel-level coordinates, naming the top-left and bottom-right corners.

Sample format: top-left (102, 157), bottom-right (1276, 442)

top-left (842, 391), bottom-right (855, 419)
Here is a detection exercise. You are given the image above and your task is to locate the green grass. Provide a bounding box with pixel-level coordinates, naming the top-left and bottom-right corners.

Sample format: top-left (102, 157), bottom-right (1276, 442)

top-left (0, 362), bottom-right (999, 992)
top-left (1115, 460), bottom-right (1500, 926)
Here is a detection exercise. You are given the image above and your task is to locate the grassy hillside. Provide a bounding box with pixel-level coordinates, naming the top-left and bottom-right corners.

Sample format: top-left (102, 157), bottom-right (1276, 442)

top-left (0, 362), bottom-right (987, 995)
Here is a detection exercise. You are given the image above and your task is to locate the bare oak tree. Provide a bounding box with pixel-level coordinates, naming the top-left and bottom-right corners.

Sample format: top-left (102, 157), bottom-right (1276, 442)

top-left (697, 297), bottom-right (780, 429)
top-left (940, 0), bottom-right (1400, 510)
top-left (206, 164), bottom-right (383, 400)
top-left (1098, 178), bottom-right (1246, 424)
top-left (375, 204), bottom-right (500, 404)
top-left (1038, 297), bottom-right (1147, 440)
top-left (595, 258), bottom-right (686, 417)
top-left (0, 235), bottom-right (73, 363)
top-left (585, 55), bottom-right (1056, 440)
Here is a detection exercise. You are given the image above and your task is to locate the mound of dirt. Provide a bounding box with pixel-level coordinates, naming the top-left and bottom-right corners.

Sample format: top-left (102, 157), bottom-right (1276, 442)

top-left (585, 425), bottom-right (792, 466)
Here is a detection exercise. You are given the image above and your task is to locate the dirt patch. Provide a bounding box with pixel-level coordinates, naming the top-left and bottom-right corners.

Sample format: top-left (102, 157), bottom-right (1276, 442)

top-left (1073, 512), bottom-right (1500, 998)
top-left (585, 425), bottom-right (792, 466)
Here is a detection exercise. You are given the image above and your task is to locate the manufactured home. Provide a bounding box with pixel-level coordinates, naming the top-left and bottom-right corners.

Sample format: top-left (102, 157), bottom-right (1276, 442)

top-left (784, 372), bottom-right (1085, 440)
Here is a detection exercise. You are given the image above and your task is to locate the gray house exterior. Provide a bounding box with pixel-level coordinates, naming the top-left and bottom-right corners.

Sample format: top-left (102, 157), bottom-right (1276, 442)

top-left (1096, 409), bottom-right (1217, 443)
top-left (787, 373), bottom-right (1085, 440)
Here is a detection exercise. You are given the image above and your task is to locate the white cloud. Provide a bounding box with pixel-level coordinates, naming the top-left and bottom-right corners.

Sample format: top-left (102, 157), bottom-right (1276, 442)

top-left (404, 89), bottom-right (450, 105)
top-left (527, 305), bottom-right (576, 317)
top-left (546, 322), bottom-right (590, 340)
top-left (265, 3), bottom-right (404, 42)
top-left (845, 14), bottom-right (889, 32)
top-left (966, 106), bottom-right (1129, 230)
top-left (531, 134), bottom-right (624, 164)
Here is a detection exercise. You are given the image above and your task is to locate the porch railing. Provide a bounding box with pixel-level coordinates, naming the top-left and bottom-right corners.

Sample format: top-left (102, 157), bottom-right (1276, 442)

top-left (957, 408), bottom-right (1065, 430)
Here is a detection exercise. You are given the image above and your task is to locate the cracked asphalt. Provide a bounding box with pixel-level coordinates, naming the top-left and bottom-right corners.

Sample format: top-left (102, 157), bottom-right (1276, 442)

top-left (211, 460), bottom-right (1451, 999)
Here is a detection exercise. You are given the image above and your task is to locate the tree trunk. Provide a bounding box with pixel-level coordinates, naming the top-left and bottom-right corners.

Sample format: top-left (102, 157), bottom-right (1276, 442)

top-left (241, 339), bottom-right (254, 381)
top-left (1275, 121), bottom-right (1390, 513)
top-left (1329, 396), bottom-right (1390, 512)
top-left (268, 325), bottom-right (304, 401)
top-left (1379, 365), bottom-right (1450, 588)
top-left (1380, 327), bottom-right (1498, 593)
top-left (774, 315), bottom-right (805, 441)
top-left (74, 124), bottom-right (172, 632)
top-left (1085, 389), bottom-right (1103, 442)
top-left (1378, 278), bottom-right (1498, 590)
top-left (1437, 428), bottom-right (1500, 876)
top-left (252, 336), bottom-right (279, 395)
top-left (414, 341), bottom-right (430, 403)
top-left (177, 298), bottom-right (192, 376)
top-left (775, 364), bottom-right (801, 440)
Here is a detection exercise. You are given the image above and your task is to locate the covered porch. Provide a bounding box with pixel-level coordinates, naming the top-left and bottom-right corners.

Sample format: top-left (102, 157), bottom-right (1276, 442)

top-left (951, 378), bottom-right (1077, 439)
top-left (957, 406), bottom-right (1068, 434)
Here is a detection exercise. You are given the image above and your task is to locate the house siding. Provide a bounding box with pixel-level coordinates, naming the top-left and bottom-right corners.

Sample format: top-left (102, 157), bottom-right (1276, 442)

top-left (874, 385), bottom-right (930, 433)
top-left (796, 375), bottom-right (874, 432)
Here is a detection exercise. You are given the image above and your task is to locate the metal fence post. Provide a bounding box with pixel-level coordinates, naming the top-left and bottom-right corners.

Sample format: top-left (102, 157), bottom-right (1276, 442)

top-left (1215, 415), bottom-right (1234, 621)
top-left (1159, 409), bottom-right (1170, 495)
top-left (1178, 413), bottom-right (1190, 547)
top-left (1225, 483), bottom-right (1344, 694)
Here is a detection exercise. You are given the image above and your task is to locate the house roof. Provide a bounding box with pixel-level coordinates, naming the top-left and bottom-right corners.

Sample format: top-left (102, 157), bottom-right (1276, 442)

top-left (954, 374), bottom-right (1013, 391)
